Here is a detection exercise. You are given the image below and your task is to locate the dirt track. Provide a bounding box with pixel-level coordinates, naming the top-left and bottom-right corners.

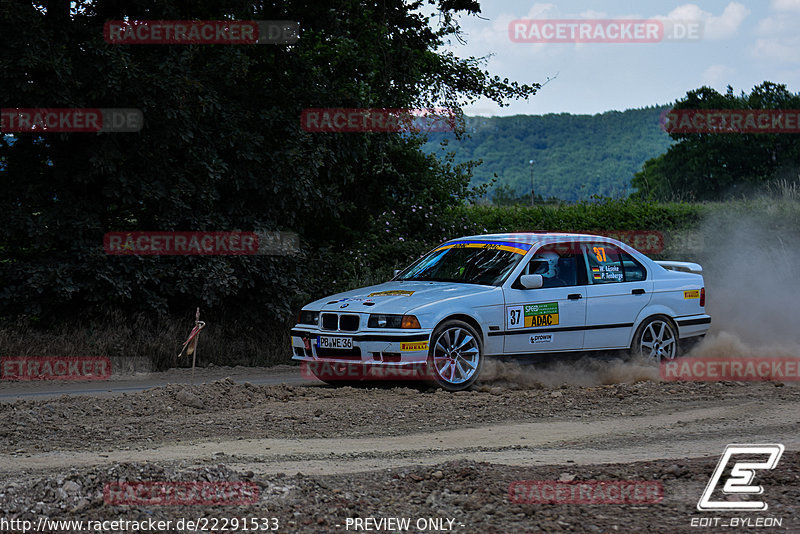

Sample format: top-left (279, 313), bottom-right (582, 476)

top-left (1, 352), bottom-right (799, 533)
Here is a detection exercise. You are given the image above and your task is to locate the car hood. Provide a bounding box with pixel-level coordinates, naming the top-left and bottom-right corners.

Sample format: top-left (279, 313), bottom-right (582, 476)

top-left (306, 281), bottom-right (498, 314)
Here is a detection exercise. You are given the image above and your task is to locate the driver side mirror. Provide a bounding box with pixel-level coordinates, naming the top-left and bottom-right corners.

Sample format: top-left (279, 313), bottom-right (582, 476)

top-left (519, 274), bottom-right (543, 289)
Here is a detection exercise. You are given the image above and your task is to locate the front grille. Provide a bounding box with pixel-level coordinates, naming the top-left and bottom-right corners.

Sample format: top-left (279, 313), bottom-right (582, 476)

top-left (315, 347), bottom-right (362, 359)
top-left (321, 313), bottom-right (338, 330)
top-left (320, 313), bottom-right (360, 331)
top-left (339, 314), bottom-right (359, 331)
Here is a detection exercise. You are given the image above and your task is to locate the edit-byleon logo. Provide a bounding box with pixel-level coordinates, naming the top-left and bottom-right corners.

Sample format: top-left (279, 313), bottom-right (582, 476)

top-left (697, 443), bottom-right (784, 511)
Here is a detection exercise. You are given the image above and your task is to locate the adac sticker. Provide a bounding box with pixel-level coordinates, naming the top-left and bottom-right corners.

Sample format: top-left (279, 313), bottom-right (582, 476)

top-left (401, 341), bottom-right (429, 351)
top-left (368, 290), bottom-right (415, 297)
top-left (684, 290), bottom-right (700, 299)
top-left (507, 302), bottom-right (559, 329)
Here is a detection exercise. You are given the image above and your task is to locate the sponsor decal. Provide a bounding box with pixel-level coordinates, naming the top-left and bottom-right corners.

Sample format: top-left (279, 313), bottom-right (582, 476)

top-left (367, 290), bottom-right (415, 297)
top-left (529, 334), bottom-right (553, 344)
top-left (684, 290), bottom-right (700, 299)
top-left (507, 302), bottom-right (559, 329)
top-left (435, 241), bottom-right (532, 255)
top-left (525, 302), bottom-right (559, 327)
top-left (697, 444), bottom-right (784, 512)
top-left (401, 341), bottom-right (429, 351)
top-left (508, 480), bottom-right (663, 504)
top-left (2, 356), bottom-right (111, 381)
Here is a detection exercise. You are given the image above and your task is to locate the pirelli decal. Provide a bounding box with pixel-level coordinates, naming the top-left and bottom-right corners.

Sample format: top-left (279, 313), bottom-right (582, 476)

top-left (507, 302), bottom-right (560, 329)
top-left (684, 290), bottom-right (700, 299)
top-left (401, 341), bottom-right (429, 351)
top-left (435, 241), bottom-right (532, 256)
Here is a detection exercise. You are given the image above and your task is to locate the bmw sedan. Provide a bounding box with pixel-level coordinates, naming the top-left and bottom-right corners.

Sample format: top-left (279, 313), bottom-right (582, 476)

top-left (291, 233), bottom-right (710, 391)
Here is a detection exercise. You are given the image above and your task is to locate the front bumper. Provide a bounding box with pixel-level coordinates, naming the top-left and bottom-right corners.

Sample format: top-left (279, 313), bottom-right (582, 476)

top-left (290, 327), bottom-right (433, 365)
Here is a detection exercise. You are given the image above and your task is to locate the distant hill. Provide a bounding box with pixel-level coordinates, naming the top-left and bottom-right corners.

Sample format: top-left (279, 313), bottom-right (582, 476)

top-left (422, 106), bottom-right (673, 202)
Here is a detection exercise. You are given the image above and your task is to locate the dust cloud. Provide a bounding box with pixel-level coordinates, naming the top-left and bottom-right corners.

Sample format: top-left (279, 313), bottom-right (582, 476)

top-left (477, 203), bottom-right (800, 389)
top-left (693, 206), bottom-right (800, 356)
top-left (478, 357), bottom-right (659, 388)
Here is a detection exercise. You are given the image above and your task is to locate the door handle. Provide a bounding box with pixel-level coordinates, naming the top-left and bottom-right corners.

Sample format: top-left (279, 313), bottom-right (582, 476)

top-left (567, 293), bottom-right (582, 300)
top-left (631, 288), bottom-right (645, 295)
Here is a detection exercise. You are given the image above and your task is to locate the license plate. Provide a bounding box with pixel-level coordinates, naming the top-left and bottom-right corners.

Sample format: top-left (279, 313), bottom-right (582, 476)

top-left (317, 336), bottom-right (353, 349)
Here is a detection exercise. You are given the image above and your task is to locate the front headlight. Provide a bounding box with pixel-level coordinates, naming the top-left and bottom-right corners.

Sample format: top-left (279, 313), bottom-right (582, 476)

top-left (297, 310), bottom-right (319, 325)
top-left (368, 314), bottom-right (420, 329)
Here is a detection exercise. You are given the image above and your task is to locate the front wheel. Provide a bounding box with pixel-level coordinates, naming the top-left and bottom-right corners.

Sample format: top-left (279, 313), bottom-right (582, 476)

top-left (629, 315), bottom-right (680, 362)
top-left (427, 320), bottom-right (483, 392)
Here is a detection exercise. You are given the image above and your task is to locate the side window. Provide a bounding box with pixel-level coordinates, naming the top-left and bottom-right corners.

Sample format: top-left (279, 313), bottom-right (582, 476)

top-left (524, 244), bottom-right (583, 288)
top-left (620, 250), bottom-right (647, 281)
top-left (583, 243), bottom-right (624, 284)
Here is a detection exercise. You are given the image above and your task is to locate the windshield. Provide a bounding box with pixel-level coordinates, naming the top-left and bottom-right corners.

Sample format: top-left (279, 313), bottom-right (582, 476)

top-left (397, 242), bottom-right (526, 285)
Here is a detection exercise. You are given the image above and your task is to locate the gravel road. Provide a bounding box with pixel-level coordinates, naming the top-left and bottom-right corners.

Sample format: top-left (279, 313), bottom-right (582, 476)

top-left (1, 356), bottom-right (798, 533)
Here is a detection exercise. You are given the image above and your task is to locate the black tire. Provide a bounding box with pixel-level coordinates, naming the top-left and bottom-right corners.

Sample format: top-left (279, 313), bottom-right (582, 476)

top-left (426, 319), bottom-right (483, 392)
top-left (628, 315), bottom-right (680, 363)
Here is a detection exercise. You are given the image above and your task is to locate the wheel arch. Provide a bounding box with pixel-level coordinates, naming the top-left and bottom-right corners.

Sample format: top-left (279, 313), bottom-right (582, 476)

top-left (629, 304), bottom-right (680, 346)
top-left (434, 313), bottom-right (485, 347)
top-left (629, 312), bottom-right (680, 349)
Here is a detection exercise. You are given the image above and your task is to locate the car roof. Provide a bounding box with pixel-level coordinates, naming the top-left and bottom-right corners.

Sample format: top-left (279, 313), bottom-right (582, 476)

top-left (446, 232), bottom-right (604, 245)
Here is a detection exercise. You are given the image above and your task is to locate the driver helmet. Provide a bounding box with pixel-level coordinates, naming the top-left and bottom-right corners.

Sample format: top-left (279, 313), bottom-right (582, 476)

top-left (534, 251), bottom-right (560, 278)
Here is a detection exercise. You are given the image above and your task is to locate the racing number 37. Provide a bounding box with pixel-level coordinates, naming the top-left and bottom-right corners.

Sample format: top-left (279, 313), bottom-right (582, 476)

top-left (593, 246), bottom-right (607, 262)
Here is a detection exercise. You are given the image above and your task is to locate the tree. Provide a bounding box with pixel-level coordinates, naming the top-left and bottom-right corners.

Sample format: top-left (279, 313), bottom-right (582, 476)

top-left (632, 82), bottom-right (800, 201)
top-left (0, 0), bottom-right (538, 320)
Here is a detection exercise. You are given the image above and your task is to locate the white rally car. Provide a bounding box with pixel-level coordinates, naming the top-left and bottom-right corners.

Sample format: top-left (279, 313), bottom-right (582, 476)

top-left (291, 233), bottom-right (710, 391)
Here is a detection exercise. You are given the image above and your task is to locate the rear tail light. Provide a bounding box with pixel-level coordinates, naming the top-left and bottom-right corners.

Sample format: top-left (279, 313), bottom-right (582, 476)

top-left (700, 287), bottom-right (705, 307)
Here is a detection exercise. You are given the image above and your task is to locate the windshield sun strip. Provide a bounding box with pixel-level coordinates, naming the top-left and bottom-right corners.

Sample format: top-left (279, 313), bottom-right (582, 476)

top-left (433, 241), bottom-right (532, 255)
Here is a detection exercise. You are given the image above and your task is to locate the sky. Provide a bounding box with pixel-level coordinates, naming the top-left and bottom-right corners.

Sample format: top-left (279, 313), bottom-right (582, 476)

top-left (439, 0), bottom-right (800, 116)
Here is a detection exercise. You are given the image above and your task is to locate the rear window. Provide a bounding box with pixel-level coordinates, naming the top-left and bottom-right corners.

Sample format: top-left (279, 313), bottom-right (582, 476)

top-left (583, 244), bottom-right (647, 283)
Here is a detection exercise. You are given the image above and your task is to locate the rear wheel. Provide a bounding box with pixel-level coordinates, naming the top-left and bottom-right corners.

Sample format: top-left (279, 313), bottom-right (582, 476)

top-left (427, 320), bottom-right (483, 392)
top-left (629, 315), bottom-right (679, 362)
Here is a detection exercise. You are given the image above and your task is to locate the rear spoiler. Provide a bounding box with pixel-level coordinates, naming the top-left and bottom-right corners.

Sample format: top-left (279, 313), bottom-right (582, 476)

top-left (655, 260), bottom-right (703, 275)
